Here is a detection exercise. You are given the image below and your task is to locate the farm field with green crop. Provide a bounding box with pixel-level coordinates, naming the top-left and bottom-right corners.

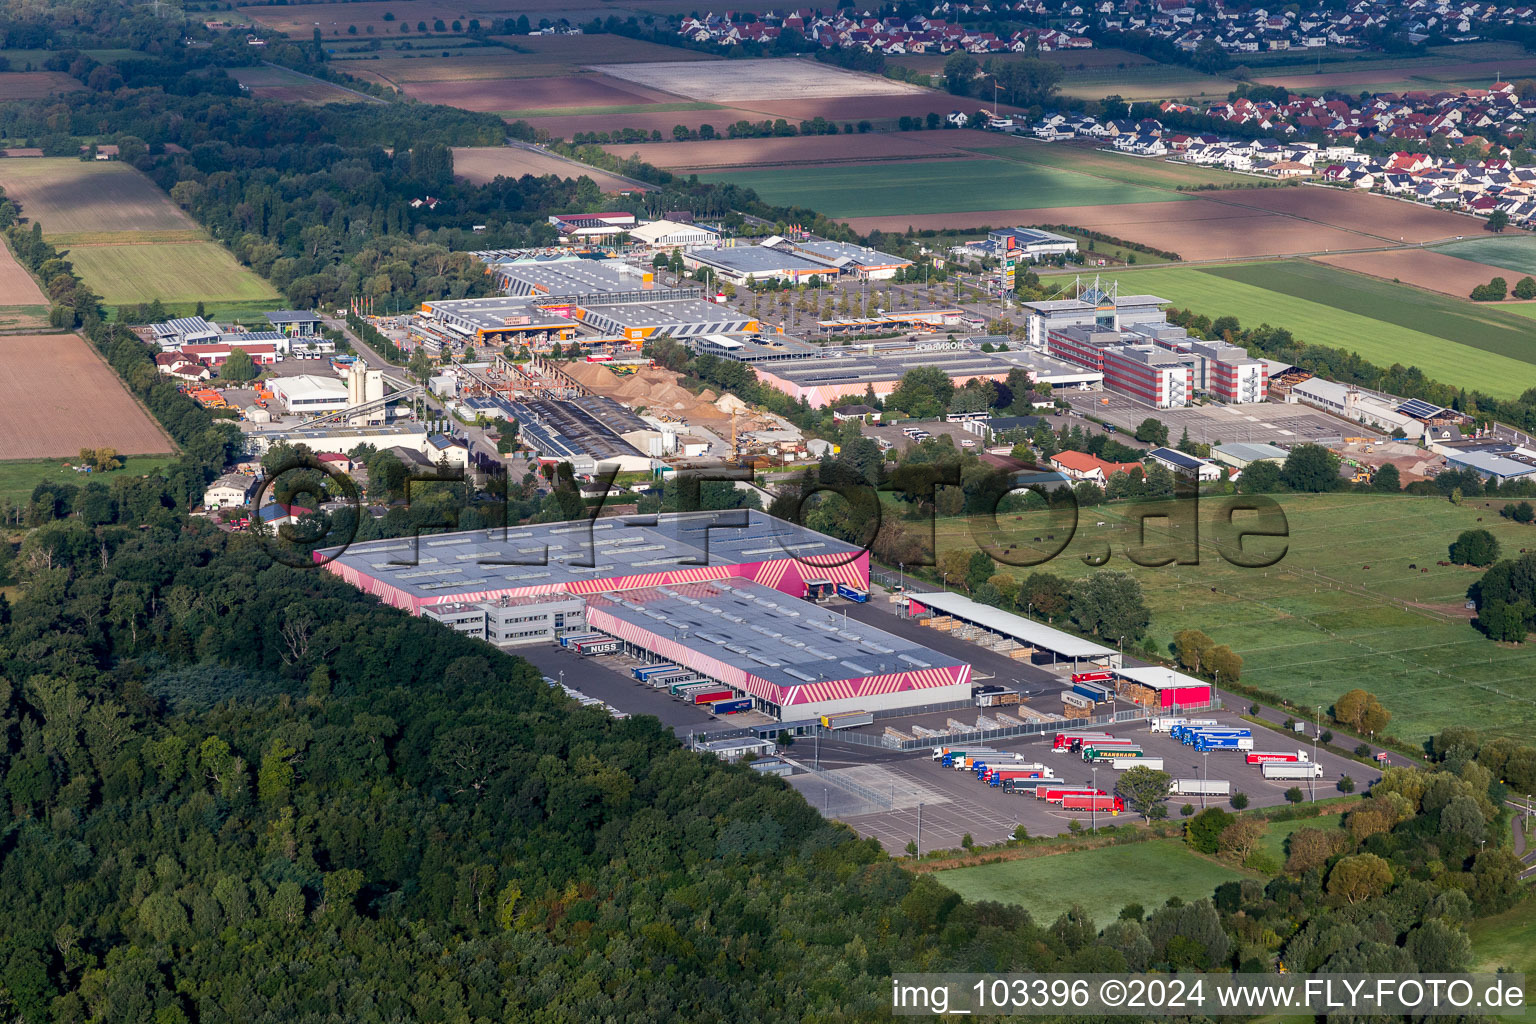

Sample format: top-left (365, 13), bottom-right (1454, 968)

top-left (962, 138), bottom-right (1257, 190)
top-left (702, 157), bottom-right (1188, 218)
top-left (928, 493), bottom-right (1536, 743)
top-left (1433, 235), bottom-right (1536, 278)
top-left (65, 242), bottom-right (280, 305)
top-left (1042, 260), bottom-right (1536, 398)
top-left (935, 840), bottom-right (1255, 927)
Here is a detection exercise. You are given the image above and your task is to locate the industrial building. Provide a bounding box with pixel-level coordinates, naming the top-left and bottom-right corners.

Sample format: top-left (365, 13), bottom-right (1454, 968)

top-left (685, 236), bottom-right (913, 286)
top-left (547, 212), bottom-right (637, 240)
top-left (589, 580), bottom-right (969, 719)
top-left (1211, 442), bottom-right (1290, 469)
top-left (983, 227), bottom-right (1079, 260)
top-left (1442, 443), bottom-right (1536, 482)
top-left (246, 423), bottom-right (429, 458)
top-left (269, 374), bottom-right (351, 414)
top-left (1288, 378), bottom-right (1425, 438)
top-left (750, 340), bottom-right (1096, 409)
top-left (318, 511), bottom-right (970, 720)
top-left (627, 219), bottom-right (719, 248)
top-left (1047, 326), bottom-right (1193, 408)
top-left (1020, 285), bottom-right (1170, 348)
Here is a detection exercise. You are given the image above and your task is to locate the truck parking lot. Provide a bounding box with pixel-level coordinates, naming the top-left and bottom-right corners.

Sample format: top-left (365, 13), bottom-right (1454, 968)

top-left (799, 712), bottom-right (1380, 854)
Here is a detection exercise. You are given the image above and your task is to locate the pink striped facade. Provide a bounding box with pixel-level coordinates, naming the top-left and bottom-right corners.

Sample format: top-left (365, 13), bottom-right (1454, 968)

top-left (585, 595), bottom-right (970, 709)
top-left (321, 550), bottom-right (871, 613)
top-left (753, 366), bottom-right (1016, 410)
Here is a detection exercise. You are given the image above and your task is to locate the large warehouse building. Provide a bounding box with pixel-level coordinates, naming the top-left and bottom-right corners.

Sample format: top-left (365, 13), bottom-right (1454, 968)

top-left (319, 510), bottom-right (970, 720)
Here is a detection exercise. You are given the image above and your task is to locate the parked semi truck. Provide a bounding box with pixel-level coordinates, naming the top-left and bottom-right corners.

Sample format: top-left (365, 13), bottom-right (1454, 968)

top-left (985, 768), bottom-right (1055, 786)
top-left (1086, 749), bottom-right (1149, 764)
top-left (1110, 757), bottom-right (1163, 771)
top-left (1052, 732), bottom-right (1112, 752)
top-left (1037, 787), bottom-right (1106, 802)
top-left (710, 698), bottom-right (753, 715)
top-left (1170, 778), bottom-right (1231, 797)
top-left (1194, 735), bottom-right (1255, 752)
top-left (1071, 681), bottom-right (1114, 704)
top-left (1247, 750), bottom-right (1310, 765)
top-left (1262, 761), bottom-right (1324, 780)
top-left (821, 710), bottom-right (874, 730)
top-left (1061, 792), bottom-right (1123, 814)
top-left (1080, 743), bottom-right (1142, 760)
top-left (1151, 717), bottom-right (1218, 733)
top-left (937, 747), bottom-right (1006, 765)
top-left (632, 664), bottom-right (680, 682)
top-left (981, 763), bottom-right (1050, 781)
top-left (836, 583), bottom-right (869, 603)
top-left (574, 638), bottom-right (620, 655)
top-left (558, 632), bottom-right (602, 649)
top-left (1002, 777), bottom-right (1064, 794)
top-left (692, 688), bottom-right (735, 705)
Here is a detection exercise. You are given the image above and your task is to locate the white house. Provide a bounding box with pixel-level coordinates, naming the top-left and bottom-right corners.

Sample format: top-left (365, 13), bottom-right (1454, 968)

top-left (204, 473), bottom-right (257, 509)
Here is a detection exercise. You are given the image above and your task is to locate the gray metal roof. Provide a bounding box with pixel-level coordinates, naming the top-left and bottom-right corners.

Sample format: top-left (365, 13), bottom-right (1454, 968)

top-left (691, 246), bottom-right (830, 276)
top-left (588, 579), bottom-right (964, 691)
top-left (319, 510), bottom-right (864, 600)
top-left (912, 589), bottom-right (1115, 660)
top-left (265, 310), bottom-right (322, 324)
top-left (1213, 442), bottom-right (1289, 463)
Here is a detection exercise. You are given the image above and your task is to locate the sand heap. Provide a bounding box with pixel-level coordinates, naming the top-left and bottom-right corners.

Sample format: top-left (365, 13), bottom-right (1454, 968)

top-left (561, 361), bottom-right (774, 430)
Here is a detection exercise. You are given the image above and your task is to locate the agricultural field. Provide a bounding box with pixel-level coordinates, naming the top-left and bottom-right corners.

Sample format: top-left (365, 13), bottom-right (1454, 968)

top-left (1041, 259), bottom-right (1536, 397)
top-left (702, 157), bottom-right (1188, 219)
top-left (1433, 235), bottom-right (1536, 278)
top-left (0, 159), bottom-right (278, 308)
top-left (600, 131), bottom-right (988, 171)
top-left (935, 840), bottom-right (1255, 927)
top-left (970, 138), bottom-right (1264, 190)
top-left (929, 493), bottom-right (1536, 742)
top-left (595, 58), bottom-right (929, 103)
top-left (0, 158), bottom-right (196, 237)
top-left (0, 71), bottom-right (81, 99)
top-left (0, 334), bottom-right (172, 459)
top-left (452, 145), bottom-right (647, 190)
top-left (334, 35), bottom-right (717, 87)
top-left (228, 64), bottom-right (374, 103)
top-left (405, 70), bottom-right (703, 116)
top-left (1310, 249), bottom-right (1517, 299)
top-left (0, 238), bottom-right (50, 330)
top-left (65, 242), bottom-right (281, 306)
top-left (0, 454), bottom-right (176, 506)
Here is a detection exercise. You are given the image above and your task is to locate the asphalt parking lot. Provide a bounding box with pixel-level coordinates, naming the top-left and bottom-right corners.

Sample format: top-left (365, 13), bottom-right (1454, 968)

top-left (517, 643), bottom-right (719, 731)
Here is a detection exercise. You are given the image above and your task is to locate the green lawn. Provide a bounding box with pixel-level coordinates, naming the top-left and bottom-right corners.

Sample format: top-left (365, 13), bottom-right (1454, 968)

top-left (0, 455), bottom-right (176, 506)
top-left (1468, 902), bottom-right (1536, 974)
top-left (1042, 260), bottom-right (1536, 399)
top-left (701, 158), bottom-right (1188, 218)
top-left (1256, 812), bottom-right (1349, 864)
top-left (66, 242), bottom-right (279, 306)
top-left (1434, 236), bottom-right (1536, 278)
top-left (931, 493), bottom-right (1536, 743)
top-left (935, 840), bottom-right (1255, 927)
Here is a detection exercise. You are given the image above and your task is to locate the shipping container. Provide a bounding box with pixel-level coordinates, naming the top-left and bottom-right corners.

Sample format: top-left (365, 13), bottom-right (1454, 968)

top-left (633, 664), bottom-right (680, 681)
top-left (1261, 761), bottom-right (1324, 780)
top-left (648, 671), bottom-right (695, 689)
top-left (692, 688), bottom-right (736, 705)
top-left (1246, 750), bottom-right (1309, 765)
top-left (574, 639), bottom-right (620, 655)
top-left (710, 698), bottom-right (753, 715)
top-left (671, 681), bottom-right (712, 697)
top-left (1170, 778), bottom-right (1231, 797)
top-left (821, 710), bottom-right (874, 730)
top-left (836, 583), bottom-right (870, 603)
